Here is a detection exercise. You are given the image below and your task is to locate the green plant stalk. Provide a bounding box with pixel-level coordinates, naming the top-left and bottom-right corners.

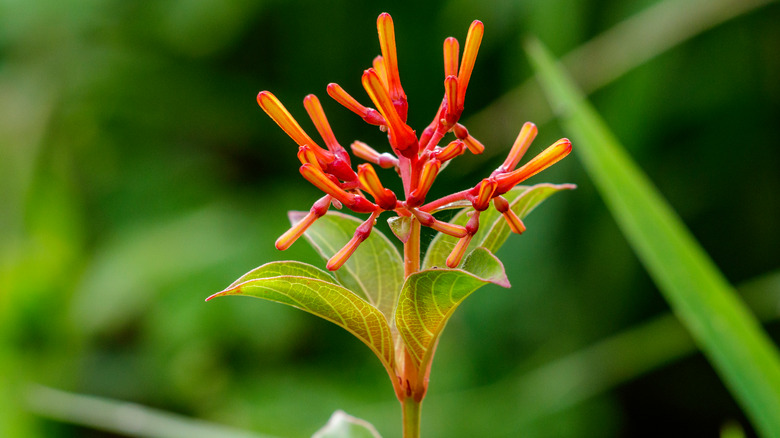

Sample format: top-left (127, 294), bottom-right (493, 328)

top-left (401, 397), bottom-right (422, 438)
top-left (527, 38), bottom-right (780, 437)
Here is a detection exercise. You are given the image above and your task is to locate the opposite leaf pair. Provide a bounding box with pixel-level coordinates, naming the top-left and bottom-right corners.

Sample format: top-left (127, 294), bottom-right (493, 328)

top-left (207, 183), bottom-right (572, 400)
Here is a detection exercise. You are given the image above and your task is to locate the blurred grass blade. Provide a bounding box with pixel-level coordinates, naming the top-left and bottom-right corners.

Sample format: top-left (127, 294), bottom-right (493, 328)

top-left (526, 38), bottom-right (780, 437)
top-left (312, 410), bottom-right (382, 438)
top-left (24, 384), bottom-right (278, 438)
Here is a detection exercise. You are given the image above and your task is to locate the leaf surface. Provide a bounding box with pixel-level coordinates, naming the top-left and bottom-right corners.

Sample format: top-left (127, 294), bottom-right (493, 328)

top-left (208, 261), bottom-right (394, 373)
top-left (291, 211), bottom-right (404, 323)
top-left (527, 37), bottom-right (780, 437)
top-left (396, 248), bottom-right (509, 372)
top-left (423, 183), bottom-right (574, 269)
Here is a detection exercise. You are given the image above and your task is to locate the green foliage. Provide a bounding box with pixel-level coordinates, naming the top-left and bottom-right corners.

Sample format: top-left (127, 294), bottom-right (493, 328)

top-left (2, 0), bottom-right (779, 436)
top-left (527, 37), bottom-right (780, 437)
top-left (396, 248), bottom-right (509, 370)
top-left (291, 211), bottom-right (404, 322)
top-left (207, 261), bottom-right (396, 375)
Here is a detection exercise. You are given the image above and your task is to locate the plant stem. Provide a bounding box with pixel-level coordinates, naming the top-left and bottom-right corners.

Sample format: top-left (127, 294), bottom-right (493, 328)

top-left (404, 217), bottom-right (421, 277)
top-left (401, 397), bottom-right (422, 438)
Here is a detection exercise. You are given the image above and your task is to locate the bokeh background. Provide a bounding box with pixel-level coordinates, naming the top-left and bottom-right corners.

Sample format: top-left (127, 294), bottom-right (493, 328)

top-left (2, 0), bottom-right (779, 437)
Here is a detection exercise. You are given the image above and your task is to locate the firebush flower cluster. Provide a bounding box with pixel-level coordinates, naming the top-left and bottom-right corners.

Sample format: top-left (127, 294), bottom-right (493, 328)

top-left (258, 13), bottom-right (571, 270)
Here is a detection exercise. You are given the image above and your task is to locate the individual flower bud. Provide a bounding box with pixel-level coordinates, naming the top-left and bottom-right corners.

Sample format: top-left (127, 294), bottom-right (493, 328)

top-left (493, 196), bottom-right (526, 234)
top-left (275, 195), bottom-right (331, 250)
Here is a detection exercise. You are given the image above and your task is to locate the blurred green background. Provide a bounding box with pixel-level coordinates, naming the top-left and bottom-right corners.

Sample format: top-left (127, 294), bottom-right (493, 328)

top-left (1, 0), bottom-right (779, 437)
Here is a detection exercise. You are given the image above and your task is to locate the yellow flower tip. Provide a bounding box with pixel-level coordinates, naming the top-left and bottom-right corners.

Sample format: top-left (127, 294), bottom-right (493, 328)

top-left (434, 139), bottom-right (466, 162)
top-left (299, 163), bottom-right (354, 205)
top-left (495, 138), bottom-right (572, 193)
top-left (326, 212), bottom-right (378, 270)
top-left (408, 208), bottom-right (466, 238)
top-left (501, 122), bottom-right (538, 172)
top-left (452, 123), bottom-right (485, 154)
top-left (327, 236), bottom-right (362, 270)
top-left (431, 219), bottom-right (468, 238)
top-left (372, 55), bottom-right (389, 90)
top-left (351, 141), bottom-right (398, 169)
top-left (418, 158), bottom-right (441, 194)
top-left (303, 94), bottom-right (342, 153)
top-left (326, 83), bottom-right (364, 115)
top-left (493, 196), bottom-right (526, 234)
top-left (505, 211), bottom-right (526, 234)
top-left (257, 91), bottom-right (320, 151)
top-left (446, 234), bottom-right (473, 268)
top-left (407, 159), bottom-right (441, 207)
top-left (472, 178), bottom-right (497, 211)
top-left (362, 68), bottom-right (418, 157)
top-left (351, 140), bottom-right (380, 161)
top-left (297, 145), bottom-right (322, 171)
top-left (328, 83), bottom-right (387, 126)
top-left (358, 163), bottom-right (397, 210)
top-left (463, 134), bottom-right (485, 154)
top-left (457, 20), bottom-right (484, 107)
top-left (443, 37), bottom-right (460, 78)
top-left (376, 13), bottom-right (406, 108)
top-left (275, 211), bottom-right (318, 250)
top-left (444, 75), bottom-right (460, 125)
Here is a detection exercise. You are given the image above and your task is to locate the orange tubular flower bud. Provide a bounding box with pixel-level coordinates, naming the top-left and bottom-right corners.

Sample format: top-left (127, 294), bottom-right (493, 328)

top-left (362, 68), bottom-right (418, 158)
top-left (443, 37), bottom-right (459, 78)
top-left (446, 235), bottom-right (473, 268)
top-left (376, 13), bottom-right (407, 120)
top-left (501, 122), bottom-right (538, 172)
top-left (276, 212), bottom-right (317, 251)
top-left (327, 83), bottom-right (386, 126)
top-left (472, 178), bottom-right (497, 211)
top-left (303, 94), bottom-right (342, 153)
top-left (409, 209), bottom-right (468, 238)
top-left (297, 145), bottom-right (322, 171)
top-left (453, 123), bottom-right (485, 154)
top-left (444, 75), bottom-right (460, 124)
top-left (494, 138), bottom-right (572, 194)
top-left (373, 56), bottom-right (389, 90)
top-left (300, 163), bottom-right (356, 206)
top-left (351, 141), bottom-right (398, 169)
top-left (358, 163), bottom-right (397, 210)
top-left (408, 159), bottom-right (441, 207)
top-left (275, 195), bottom-right (331, 250)
top-left (417, 159), bottom-right (440, 195)
top-left (457, 20), bottom-right (484, 108)
top-left (326, 212), bottom-right (379, 270)
top-left (257, 91), bottom-right (333, 163)
top-left (434, 140), bottom-right (466, 162)
top-left (493, 196), bottom-right (526, 234)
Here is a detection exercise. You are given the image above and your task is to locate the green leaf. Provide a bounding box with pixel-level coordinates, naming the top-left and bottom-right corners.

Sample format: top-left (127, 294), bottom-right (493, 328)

top-left (527, 37), bottom-right (780, 437)
top-left (207, 261), bottom-right (395, 373)
top-left (396, 248), bottom-right (509, 372)
top-left (311, 410), bottom-right (382, 438)
top-left (423, 183), bottom-right (574, 269)
top-left (291, 211), bottom-right (404, 323)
